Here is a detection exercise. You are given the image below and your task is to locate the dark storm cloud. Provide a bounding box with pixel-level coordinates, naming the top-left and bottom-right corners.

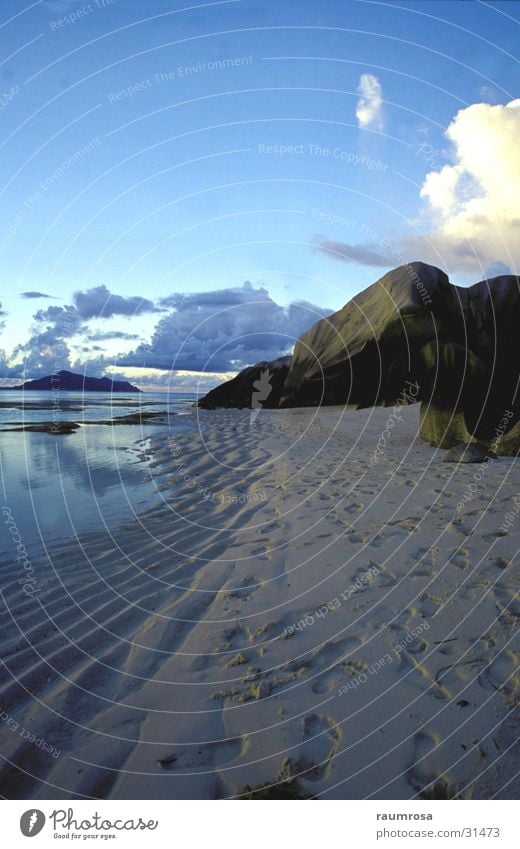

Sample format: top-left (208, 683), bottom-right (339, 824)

top-left (115, 282), bottom-right (331, 373)
top-left (73, 284), bottom-right (158, 319)
top-left (86, 331), bottom-right (141, 342)
top-left (2, 282), bottom-right (330, 379)
top-left (158, 282), bottom-right (262, 309)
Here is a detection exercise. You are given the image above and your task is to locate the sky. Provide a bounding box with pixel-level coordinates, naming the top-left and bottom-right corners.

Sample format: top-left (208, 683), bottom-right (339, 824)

top-left (0, 0), bottom-right (518, 390)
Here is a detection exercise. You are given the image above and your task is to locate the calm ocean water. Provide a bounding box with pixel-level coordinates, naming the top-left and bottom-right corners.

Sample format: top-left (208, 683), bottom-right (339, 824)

top-left (0, 391), bottom-right (197, 552)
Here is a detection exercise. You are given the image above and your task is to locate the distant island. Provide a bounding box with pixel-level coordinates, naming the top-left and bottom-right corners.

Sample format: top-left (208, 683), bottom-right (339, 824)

top-left (2, 370), bottom-right (141, 393)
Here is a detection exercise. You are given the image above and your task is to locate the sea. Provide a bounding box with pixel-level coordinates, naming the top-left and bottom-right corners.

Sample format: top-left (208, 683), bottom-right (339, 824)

top-left (0, 391), bottom-right (197, 552)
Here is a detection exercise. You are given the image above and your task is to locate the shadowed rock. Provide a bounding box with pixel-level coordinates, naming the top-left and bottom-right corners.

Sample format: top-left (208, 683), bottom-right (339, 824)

top-left (417, 341), bottom-right (486, 448)
top-left (197, 262), bottom-right (520, 454)
top-left (443, 443), bottom-right (497, 463)
top-left (280, 262), bottom-right (520, 452)
top-left (280, 262), bottom-right (461, 409)
top-left (197, 356), bottom-right (291, 410)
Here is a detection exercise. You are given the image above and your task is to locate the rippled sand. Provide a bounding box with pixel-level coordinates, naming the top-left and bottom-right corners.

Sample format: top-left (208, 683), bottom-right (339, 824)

top-left (0, 404), bottom-right (518, 799)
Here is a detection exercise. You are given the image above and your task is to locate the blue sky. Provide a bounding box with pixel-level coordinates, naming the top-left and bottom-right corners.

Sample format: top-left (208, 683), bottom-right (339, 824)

top-left (0, 0), bottom-right (518, 389)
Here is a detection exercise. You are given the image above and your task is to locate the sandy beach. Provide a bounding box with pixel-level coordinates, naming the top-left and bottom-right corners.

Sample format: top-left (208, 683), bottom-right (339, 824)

top-left (0, 403), bottom-right (518, 800)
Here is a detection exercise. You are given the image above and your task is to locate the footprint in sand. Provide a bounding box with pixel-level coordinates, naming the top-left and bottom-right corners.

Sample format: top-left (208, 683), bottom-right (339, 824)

top-left (404, 635), bottom-right (428, 655)
top-left (344, 502), bottom-right (365, 515)
top-left (411, 547), bottom-right (438, 577)
top-left (311, 670), bottom-right (342, 694)
top-left (218, 624), bottom-right (254, 651)
top-left (389, 517), bottom-right (421, 533)
top-left (482, 530), bottom-right (509, 543)
top-left (393, 644), bottom-right (449, 699)
top-left (408, 730), bottom-right (450, 794)
top-left (489, 557), bottom-right (510, 570)
top-left (158, 736), bottom-right (247, 771)
top-left (369, 562), bottom-right (396, 587)
top-left (435, 638), bottom-right (460, 656)
top-left (310, 638), bottom-right (363, 694)
top-left (478, 651), bottom-right (520, 706)
top-left (370, 533), bottom-right (386, 547)
top-left (459, 579), bottom-right (493, 603)
top-left (419, 594), bottom-right (442, 616)
top-left (222, 575), bottom-right (260, 602)
top-left (493, 586), bottom-right (520, 623)
top-left (435, 658), bottom-right (485, 697)
top-left (290, 714), bottom-right (341, 782)
top-left (348, 532), bottom-right (364, 544)
top-left (450, 548), bottom-right (469, 569)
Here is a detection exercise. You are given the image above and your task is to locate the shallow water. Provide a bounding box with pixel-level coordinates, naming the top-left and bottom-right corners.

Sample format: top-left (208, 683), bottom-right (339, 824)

top-left (0, 389), bottom-right (195, 425)
top-left (0, 392), bottom-right (197, 552)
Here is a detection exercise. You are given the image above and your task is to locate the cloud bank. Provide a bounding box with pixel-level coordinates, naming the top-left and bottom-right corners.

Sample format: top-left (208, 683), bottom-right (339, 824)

top-left (113, 282), bottom-right (331, 373)
top-left (413, 98), bottom-right (520, 271)
top-left (73, 284), bottom-right (158, 319)
top-left (0, 282), bottom-right (330, 381)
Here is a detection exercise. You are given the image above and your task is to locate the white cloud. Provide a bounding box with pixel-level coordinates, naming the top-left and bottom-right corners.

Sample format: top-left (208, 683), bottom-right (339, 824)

top-left (356, 74), bottom-right (383, 130)
top-left (415, 98), bottom-right (520, 271)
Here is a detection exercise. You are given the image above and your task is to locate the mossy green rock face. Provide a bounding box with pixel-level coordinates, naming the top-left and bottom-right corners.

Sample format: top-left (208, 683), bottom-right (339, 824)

top-left (494, 421), bottom-right (520, 456)
top-left (420, 404), bottom-right (476, 449)
top-left (279, 262), bottom-right (520, 443)
top-left (417, 341), bottom-right (486, 448)
top-left (199, 261), bottom-right (520, 452)
top-left (442, 443), bottom-right (497, 463)
top-left (280, 262), bottom-right (455, 408)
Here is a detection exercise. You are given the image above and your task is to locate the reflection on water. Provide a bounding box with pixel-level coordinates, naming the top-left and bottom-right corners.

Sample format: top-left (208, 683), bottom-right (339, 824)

top-left (0, 390), bottom-right (195, 425)
top-left (0, 392), bottom-right (197, 552)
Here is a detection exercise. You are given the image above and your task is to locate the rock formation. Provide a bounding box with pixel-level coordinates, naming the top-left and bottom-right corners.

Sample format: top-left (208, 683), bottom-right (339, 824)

top-left (197, 356), bottom-right (291, 410)
top-left (197, 263), bottom-right (520, 454)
